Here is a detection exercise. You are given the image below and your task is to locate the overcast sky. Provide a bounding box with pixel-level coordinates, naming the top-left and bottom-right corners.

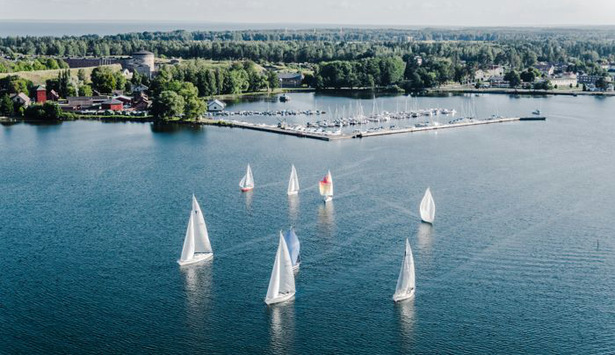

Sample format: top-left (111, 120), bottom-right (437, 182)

top-left (2, 0), bottom-right (615, 27)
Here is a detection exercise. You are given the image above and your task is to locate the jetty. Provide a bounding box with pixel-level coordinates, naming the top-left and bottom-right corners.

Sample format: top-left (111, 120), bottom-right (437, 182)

top-left (199, 116), bottom-right (545, 141)
top-left (357, 116), bottom-right (545, 138)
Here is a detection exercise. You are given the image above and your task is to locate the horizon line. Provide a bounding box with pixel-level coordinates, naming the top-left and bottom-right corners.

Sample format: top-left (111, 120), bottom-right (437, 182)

top-left (1, 19), bottom-right (615, 29)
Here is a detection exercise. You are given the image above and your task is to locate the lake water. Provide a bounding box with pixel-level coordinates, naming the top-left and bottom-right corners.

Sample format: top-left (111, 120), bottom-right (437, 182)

top-left (1, 93), bottom-right (614, 354)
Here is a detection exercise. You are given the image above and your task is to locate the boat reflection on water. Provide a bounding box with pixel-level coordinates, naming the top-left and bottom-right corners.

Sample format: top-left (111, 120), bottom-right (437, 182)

top-left (396, 297), bottom-right (417, 353)
top-left (268, 302), bottom-right (295, 355)
top-left (181, 259), bottom-right (214, 337)
top-left (288, 194), bottom-right (300, 225)
top-left (244, 190), bottom-right (254, 213)
top-left (317, 200), bottom-right (336, 238)
top-left (416, 223), bottom-right (434, 252)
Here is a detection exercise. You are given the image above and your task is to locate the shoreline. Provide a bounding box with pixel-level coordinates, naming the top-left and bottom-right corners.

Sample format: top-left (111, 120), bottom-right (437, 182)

top-left (426, 87), bottom-right (615, 97)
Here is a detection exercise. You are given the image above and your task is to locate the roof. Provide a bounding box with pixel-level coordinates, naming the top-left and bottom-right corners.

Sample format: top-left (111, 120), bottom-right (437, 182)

top-left (277, 72), bottom-right (303, 80)
top-left (133, 50), bottom-right (154, 56)
top-left (208, 99), bottom-right (226, 107)
top-left (102, 99), bottom-right (123, 105)
top-left (10, 93), bottom-right (30, 102)
top-left (36, 85), bottom-right (46, 91)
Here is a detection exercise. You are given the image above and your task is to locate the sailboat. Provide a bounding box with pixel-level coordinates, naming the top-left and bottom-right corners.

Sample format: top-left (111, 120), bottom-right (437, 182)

top-left (265, 233), bottom-right (296, 305)
top-left (319, 170), bottom-right (333, 202)
top-left (287, 164), bottom-right (300, 196)
top-left (393, 238), bottom-right (416, 302)
top-left (283, 227), bottom-right (301, 271)
top-left (239, 164), bottom-right (254, 192)
top-left (419, 187), bottom-right (435, 224)
top-left (178, 195), bottom-right (213, 266)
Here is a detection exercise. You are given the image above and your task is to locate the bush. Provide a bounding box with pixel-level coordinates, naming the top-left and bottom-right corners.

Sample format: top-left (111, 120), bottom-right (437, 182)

top-left (24, 102), bottom-right (61, 120)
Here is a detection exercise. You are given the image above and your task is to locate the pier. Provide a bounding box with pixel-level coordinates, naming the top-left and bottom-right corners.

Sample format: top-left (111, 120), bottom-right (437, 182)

top-left (199, 116), bottom-right (545, 141)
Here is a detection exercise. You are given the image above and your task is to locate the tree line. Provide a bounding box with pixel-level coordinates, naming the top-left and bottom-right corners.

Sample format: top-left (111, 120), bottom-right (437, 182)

top-left (2, 30), bottom-right (615, 71)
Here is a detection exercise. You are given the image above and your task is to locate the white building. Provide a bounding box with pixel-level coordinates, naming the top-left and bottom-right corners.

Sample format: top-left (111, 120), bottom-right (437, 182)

top-left (474, 66), bottom-right (505, 81)
top-left (207, 99), bottom-right (226, 112)
top-left (550, 73), bottom-right (577, 88)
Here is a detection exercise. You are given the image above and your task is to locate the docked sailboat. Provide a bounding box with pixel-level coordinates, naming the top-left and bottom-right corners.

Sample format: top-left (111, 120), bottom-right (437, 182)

top-left (283, 227), bottom-right (301, 271)
top-left (265, 233), bottom-right (296, 305)
top-left (419, 187), bottom-right (435, 224)
top-left (393, 238), bottom-right (416, 302)
top-left (287, 164), bottom-right (300, 195)
top-left (178, 195), bottom-right (213, 266)
top-left (319, 170), bottom-right (334, 202)
top-left (239, 164), bottom-right (255, 192)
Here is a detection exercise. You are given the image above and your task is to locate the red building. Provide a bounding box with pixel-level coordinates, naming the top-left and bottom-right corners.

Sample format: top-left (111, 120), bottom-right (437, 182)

top-left (101, 99), bottom-right (123, 111)
top-left (35, 86), bottom-right (47, 104)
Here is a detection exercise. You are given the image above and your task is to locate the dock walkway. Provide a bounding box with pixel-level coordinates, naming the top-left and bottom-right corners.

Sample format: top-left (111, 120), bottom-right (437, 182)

top-left (198, 116), bottom-right (545, 141)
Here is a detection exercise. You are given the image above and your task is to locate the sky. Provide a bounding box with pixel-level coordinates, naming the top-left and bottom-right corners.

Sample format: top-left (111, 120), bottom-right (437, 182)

top-left (1, 0), bottom-right (615, 27)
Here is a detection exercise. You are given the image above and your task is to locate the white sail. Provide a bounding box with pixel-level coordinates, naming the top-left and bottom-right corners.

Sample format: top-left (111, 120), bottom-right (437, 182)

top-left (287, 165), bottom-right (300, 195)
top-left (191, 196), bottom-right (212, 253)
top-left (283, 227), bottom-right (301, 269)
top-left (419, 187), bottom-right (435, 224)
top-left (265, 233), bottom-right (296, 304)
top-left (240, 164), bottom-right (255, 190)
top-left (178, 195), bottom-right (213, 265)
top-left (179, 212), bottom-right (196, 263)
top-left (393, 238), bottom-right (416, 302)
top-left (319, 170), bottom-right (333, 201)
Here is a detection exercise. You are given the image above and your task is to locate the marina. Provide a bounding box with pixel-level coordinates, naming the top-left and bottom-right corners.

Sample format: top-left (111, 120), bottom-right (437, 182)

top-left (201, 115), bottom-right (546, 141)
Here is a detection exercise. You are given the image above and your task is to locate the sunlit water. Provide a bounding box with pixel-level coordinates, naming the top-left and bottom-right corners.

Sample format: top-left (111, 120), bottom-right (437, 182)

top-left (1, 93), bottom-right (614, 354)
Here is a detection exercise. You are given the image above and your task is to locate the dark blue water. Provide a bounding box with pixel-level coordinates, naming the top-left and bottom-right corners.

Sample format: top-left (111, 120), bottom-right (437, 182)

top-left (1, 94), bottom-right (614, 354)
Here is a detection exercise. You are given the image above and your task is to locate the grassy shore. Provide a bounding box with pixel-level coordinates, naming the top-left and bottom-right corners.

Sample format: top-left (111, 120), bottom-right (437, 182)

top-left (0, 64), bottom-right (122, 85)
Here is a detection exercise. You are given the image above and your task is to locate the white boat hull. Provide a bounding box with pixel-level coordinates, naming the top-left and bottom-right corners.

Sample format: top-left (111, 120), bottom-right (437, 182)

top-left (287, 191), bottom-right (298, 196)
top-left (393, 289), bottom-right (415, 302)
top-left (177, 253), bottom-right (213, 266)
top-left (265, 292), bottom-right (295, 305)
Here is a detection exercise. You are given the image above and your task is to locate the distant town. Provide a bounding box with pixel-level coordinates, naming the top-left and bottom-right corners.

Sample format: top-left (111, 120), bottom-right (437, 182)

top-left (2, 27), bottom-right (615, 122)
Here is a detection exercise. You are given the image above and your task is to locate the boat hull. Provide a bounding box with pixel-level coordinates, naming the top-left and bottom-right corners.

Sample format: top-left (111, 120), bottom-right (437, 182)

top-left (323, 196), bottom-right (332, 203)
top-left (241, 187), bottom-right (254, 192)
top-left (265, 292), bottom-right (295, 305)
top-left (287, 191), bottom-right (298, 196)
top-left (177, 253), bottom-right (213, 266)
top-left (393, 289), bottom-right (415, 302)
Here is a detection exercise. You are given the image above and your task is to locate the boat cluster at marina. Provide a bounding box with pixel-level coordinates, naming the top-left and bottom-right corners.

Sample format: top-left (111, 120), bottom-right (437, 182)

top-left (207, 109), bottom-right (326, 117)
top-left (306, 107), bottom-right (457, 130)
top-left (178, 164), bottom-right (435, 305)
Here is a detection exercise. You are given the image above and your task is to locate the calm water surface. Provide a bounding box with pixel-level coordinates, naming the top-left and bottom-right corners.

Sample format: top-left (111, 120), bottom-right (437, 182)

top-left (1, 94), bottom-right (614, 354)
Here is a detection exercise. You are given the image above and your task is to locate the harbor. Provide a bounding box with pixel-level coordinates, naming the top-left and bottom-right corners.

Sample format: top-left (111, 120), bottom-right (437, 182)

top-left (200, 115), bottom-right (546, 141)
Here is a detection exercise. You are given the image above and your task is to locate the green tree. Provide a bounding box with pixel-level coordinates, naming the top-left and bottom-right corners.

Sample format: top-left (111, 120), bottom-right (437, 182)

top-left (79, 84), bottom-right (93, 96)
top-left (90, 66), bottom-right (117, 94)
top-left (504, 70), bottom-right (521, 88)
top-left (266, 70), bottom-right (279, 90)
top-left (0, 94), bottom-right (14, 116)
top-left (152, 90), bottom-right (184, 119)
top-left (595, 76), bottom-right (610, 90)
top-left (77, 69), bottom-right (87, 82)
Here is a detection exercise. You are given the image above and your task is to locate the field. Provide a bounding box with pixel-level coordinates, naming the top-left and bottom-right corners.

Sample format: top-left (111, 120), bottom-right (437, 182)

top-left (0, 64), bottom-right (122, 85)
